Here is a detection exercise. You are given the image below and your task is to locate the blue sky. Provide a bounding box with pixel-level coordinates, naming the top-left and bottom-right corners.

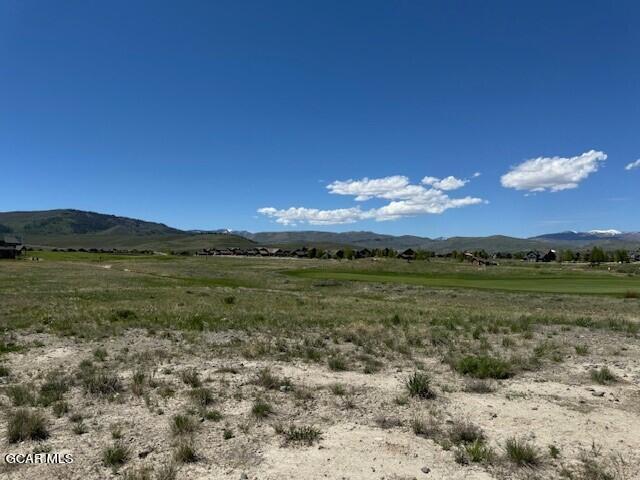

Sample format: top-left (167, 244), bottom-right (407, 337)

top-left (1, 1), bottom-right (638, 237)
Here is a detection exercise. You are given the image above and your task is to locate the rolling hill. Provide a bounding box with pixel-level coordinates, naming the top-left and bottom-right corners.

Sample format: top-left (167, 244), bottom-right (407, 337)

top-left (0, 210), bottom-right (255, 250)
top-left (1, 209), bottom-right (638, 253)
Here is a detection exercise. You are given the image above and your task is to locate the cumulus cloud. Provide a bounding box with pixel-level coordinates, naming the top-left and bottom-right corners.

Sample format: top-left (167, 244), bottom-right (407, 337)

top-left (327, 175), bottom-right (415, 201)
top-left (258, 174), bottom-right (485, 226)
top-left (500, 150), bottom-right (607, 192)
top-left (625, 159), bottom-right (640, 171)
top-left (257, 207), bottom-right (365, 226)
top-left (421, 175), bottom-right (468, 191)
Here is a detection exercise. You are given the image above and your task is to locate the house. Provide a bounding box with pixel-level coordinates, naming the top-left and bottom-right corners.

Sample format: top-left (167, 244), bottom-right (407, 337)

top-left (524, 251), bottom-right (540, 262)
top-left (541, 250), bottom-right (557, 262)
top-left (630, 251), bottom-right (640, 262)
top-left (0, 235), bottom-right (25, 259)
top-left (463, 251), bottom-right (497, 266)
top-left (355, 248), bottom-right (372, 259)
top-left (291, 247), bottom-right (309, 258)
top-left (397, 248), bottom-right (416, 261)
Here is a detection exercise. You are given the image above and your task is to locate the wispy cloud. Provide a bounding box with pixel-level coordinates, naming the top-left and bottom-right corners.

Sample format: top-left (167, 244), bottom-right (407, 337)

top-left (258, 174), bottom-right (485, 226)
top-left (501, 150), bottom-right (606, 193)
top-left (625, 159), bottom-right (640, 171)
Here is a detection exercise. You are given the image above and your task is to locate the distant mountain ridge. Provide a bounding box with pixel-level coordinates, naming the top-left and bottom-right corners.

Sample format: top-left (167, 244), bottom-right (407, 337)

top-left (0, 210), bottom-right (254, 250)
top-left (531, 230), bottom-right (640, 248)
top-left (0, 209), bottom-right (638, 252)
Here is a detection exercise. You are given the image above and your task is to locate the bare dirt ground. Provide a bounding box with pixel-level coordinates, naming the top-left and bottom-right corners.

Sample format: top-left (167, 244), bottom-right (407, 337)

top-left (1, 327), bottom-right (639, 480)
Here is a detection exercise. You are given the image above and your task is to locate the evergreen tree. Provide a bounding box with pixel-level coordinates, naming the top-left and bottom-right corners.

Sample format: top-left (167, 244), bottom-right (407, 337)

top-left (590, 246), bottom-right (606, 264)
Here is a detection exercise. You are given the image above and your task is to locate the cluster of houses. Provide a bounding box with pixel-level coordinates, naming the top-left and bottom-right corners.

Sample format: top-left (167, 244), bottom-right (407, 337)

top-left (462, 252), bottom-right (498, 266)
top-left (195, 246), bottom-right (418, 260)
top-left (0, 235), bottom-right (26, 259)
top-left (49, 248), bottom-right (156, 255)
top-left (523, 250), bottom-right (558, 263)
top-left (3, 235), bottom-right (640, 264)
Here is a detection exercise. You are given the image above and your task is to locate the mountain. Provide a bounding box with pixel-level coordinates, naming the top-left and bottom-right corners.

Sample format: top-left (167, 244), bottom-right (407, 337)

top-left (530, 230), bottom-right (640, 249)
top-left (1, 209), bottom-right (638, 253)
top-left (0, 209), bottom-right (181, 236)
top-left (0, 210), bottom-right (255, 250)
top-left (237, 231), bottom-right (546, 253)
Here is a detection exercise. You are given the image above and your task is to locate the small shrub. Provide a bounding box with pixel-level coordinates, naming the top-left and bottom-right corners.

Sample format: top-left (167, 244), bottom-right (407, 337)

top-left (275, 424), bottom-right (321, 446)
top-left (329, 383), bottom-right (346, 396)
top-left (501, 336), bottom-right (515, 348)
top-left (204, 409), bottom-right (222, 422)
top-left (155, 463), bottom-right (177, 480)
top-left (405, 372), bottom-right (436, 399)
top-left (173, 439), bottom-right (198, 463)
top-left (7, 408), bottom-right (49, 443)
top-left (179, 368), bottom-right (201, 388)
top-left (548, 444), bottom-right (561, 459)
top-left (222, 296), bottom-right (236, 305)
top-left (251, 399), bottom-right (274, 418)
top-left (411, 416), bottom-right (440, 438)
top-left (102, 442), bottom-right (130, 469)
top-left (93, 347), bottom-right (108, 361)
top-left (73, 422), bottom-right (88, 435)
top-left (0, 365), bottom-right (10, 377)
top-left (363, 359), bottom-right (383, 374)
top-left (223, 428), bottom-right (234, 440)
top-left (111, 423), bottom-right (123, 439)
top-left (574, 345), bottom-right (589, 356)
top-left (464, 439), bottom-right (495, 464)
top-left (464, 379), bottom-right (496, 394)
top-left (111, 309), bottom-right (137, 321)
top-left (455, 355), bottom-right (513, 379)
top-left (590, 367), bottom-right (617, 385)
top-left (7, 384), bottom-right (35, 406)
top-left (293, 386), bottom-right (315, 401)
top-left (131, 369), bottom-right (146, 396)
top-left (171, 414), bottom-right (197, 436)
top-left (255, 368), bottom-right (291, 390)
top-left (122, 466), bottom-right (153, 480)
top-left (83, 371), bottom-right (123, 397)
top-left (69, 412), bottom-right (84, 423)
top-left (188, 387), bottom-right (214, 408)
top-left (623, 290), bottom-right (639, 299)
top-left (155, 462), bottom-right (177, 480)
top-left (38, 374), bottom-right (69, 406)
top-left (52, 401), bottom-right (69, 417)
top-left (341, 393), bottom-right (356, 410)
top-left (449, 420), bottom-right (485, 445)
top-left (327, 355), bottom-right (348, 371)
top-left (375, 416), bottom-right (402, 429)
top-left (504, 437), bottom-right (540, 467)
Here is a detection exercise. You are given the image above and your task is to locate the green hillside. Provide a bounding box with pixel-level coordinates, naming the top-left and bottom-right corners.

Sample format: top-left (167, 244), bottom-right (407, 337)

top-left (0, 210), bottom-right (254, 251)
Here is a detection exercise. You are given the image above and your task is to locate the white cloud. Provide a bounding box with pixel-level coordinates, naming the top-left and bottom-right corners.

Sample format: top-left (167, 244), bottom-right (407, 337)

top-left (257, 207), bottom-right (364, 225)
top-left (258, 174), bottom-right (485, 226)
top-left (327, 175), bottom-right (413, 201)
top-left (421, 175), bottom-right (468, 191)
top-left (500, 150), bottom-right (606, 192)
top-left (625, 159), bottom-right (640, 171)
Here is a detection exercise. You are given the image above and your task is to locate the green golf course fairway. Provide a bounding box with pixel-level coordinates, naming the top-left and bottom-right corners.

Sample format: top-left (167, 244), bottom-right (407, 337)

top-left (290, 269), bottom-right (640, 296)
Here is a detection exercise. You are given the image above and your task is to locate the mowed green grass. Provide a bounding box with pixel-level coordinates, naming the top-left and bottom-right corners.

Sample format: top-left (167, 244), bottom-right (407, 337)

top-left (289, 269), bottom-right (640, 296)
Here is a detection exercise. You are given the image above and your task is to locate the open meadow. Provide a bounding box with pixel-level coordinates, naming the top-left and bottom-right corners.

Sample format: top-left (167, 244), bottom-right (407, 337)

top-left (1, 254), bottom-right (639, 480)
